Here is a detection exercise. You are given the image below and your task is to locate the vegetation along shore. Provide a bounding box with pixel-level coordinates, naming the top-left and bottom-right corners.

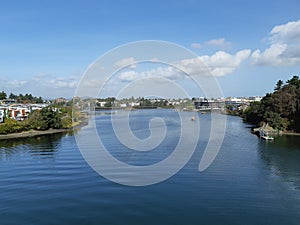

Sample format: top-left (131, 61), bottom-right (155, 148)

top-left (0, 93), bottom-right (87, 139)
top-left (227, 76), bottom-right (300, 134)
top-left (0, 75), bottom-right (299, 139)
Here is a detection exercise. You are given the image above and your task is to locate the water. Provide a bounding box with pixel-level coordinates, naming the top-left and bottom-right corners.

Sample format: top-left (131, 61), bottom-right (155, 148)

top-left (1, 109), bottom-right (300, 225)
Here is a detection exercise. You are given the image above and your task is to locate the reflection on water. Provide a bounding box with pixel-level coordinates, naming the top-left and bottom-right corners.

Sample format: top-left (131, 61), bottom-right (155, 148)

top-left (258, 135), bottom-right (300, 189)
top-left (0, 112), bottom-right (300, 225)
top-left (0, 131), bottom-right (73, 161)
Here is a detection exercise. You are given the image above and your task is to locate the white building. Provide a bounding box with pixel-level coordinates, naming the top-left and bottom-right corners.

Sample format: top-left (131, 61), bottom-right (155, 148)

top-left (0, 109), bottom-right (4, 123)
top-left (129, 102), bottom-right (140, 107)
top-left (249, 96), bottom-right (262, 102)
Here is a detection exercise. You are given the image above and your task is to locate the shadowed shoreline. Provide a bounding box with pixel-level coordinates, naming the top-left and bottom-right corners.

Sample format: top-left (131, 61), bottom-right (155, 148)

top-left (0, 119), bottom-right (88, 140)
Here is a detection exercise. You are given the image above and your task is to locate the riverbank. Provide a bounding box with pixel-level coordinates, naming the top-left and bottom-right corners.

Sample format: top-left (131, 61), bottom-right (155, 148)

top-left (0, 128), bottom-right (72, 140)
top-left (280, 131), bottom-right (300, 136)
top-left (252, 123), bottom-right (300, 137)
top-left (0, 118), bottom-right (88, 140)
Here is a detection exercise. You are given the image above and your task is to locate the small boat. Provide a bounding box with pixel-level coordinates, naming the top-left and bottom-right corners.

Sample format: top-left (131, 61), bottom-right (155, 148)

top-left (259, 129), bottom-right (274, 141)
top-left (191, 116), bottom-right (195, 121)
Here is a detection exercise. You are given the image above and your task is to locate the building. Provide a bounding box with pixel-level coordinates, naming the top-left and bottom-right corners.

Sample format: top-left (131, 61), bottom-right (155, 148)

top-left (225, 97), bottom-right (245, 106)
top-left (129, 102), bottom-right (140, 107)
top-left (0, 109), bottom-right (4, 123)
top-left (55, 97), bottom-right (68, 104)
top-left (1, 99), bottom-right (16, 104)
top-left (249, 96), bottom-right (262, 102)
top-left (8, 107), bottom-right (30, 121)
top-left (193, 97), bottom-right (225, 110)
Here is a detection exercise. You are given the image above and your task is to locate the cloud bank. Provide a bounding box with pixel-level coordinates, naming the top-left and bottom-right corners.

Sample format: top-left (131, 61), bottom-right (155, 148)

top-left (252, 19), bottom-right (300, 66)
top-left (117, 49), bottom-right (251, 83)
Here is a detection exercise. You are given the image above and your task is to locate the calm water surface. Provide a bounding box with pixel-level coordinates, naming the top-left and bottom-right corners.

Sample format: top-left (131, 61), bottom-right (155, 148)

top-left (1, 109), bottom-right (300, 225)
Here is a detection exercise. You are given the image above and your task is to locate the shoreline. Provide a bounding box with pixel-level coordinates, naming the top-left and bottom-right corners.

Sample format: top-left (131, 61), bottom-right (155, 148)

top-left (280, 131), bottom-right (300, 136)
top-left (0, 119), bottom-right (88, 141)
top-left (0, 128), bottom-right (73, 140)
top-left (252, 127), bottom-right (300, 137)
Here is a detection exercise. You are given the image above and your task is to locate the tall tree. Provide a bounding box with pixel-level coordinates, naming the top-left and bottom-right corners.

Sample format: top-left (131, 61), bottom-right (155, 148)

top-left (274, 80), bottom-right (284, 91)
top-left (0, 91), bottom-right (7, 100)
top-left (287, 75), bottom-right (300, 88)
top-left (243, 76), bottom-right (300, 132)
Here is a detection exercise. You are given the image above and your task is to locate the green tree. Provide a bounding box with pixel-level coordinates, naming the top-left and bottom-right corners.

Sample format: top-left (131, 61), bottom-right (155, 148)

top-left (264, 111), bottom-right (289, 131)
top-left (0, 91), bottom-right (7, 100)
top-left (9, 93), bottom-right (17, 100)
top-left (28, 107), bottom-right (62, 130)
top-left (287, 75), bottom-right (300, 88)
top-left (243, 101), bottom-right (263, 125)
top-left (274, 80), bottom-right (284, 91)
top-left (243, 76), bottom-right (300, 132)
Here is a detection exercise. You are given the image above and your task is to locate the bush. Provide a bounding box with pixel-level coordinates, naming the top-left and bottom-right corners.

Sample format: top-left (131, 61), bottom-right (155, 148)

top-left (61, 115), bottom-right (72, 129)
top-left (0, 118), bottom-right (30, 134)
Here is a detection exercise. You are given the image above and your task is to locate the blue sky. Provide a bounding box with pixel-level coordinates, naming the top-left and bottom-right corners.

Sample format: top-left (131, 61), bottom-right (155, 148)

top-left (0, 0), bottom-right (300, 98)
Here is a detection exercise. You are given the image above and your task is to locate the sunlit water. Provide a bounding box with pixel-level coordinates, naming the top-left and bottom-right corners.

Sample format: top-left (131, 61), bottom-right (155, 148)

top-left (1, 109), bottom-right (300, 225)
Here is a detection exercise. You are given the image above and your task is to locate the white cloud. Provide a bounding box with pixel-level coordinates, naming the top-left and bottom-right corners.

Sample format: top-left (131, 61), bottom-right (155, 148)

top-left (252, 43), bottom-right (287, 66)
top-left (118, 66), bottom-right (183, 82)
top-left (270, 20), bottom-right (300, 44)
top-left (119, 71), bottom-right (138, 82)
top-left (205, 38), bottom-right (231, 50)
top-left (114, 57), bottom-right (137, 69)
top-left (191, 38), bottom-right (231, 51)
top-left (7, 80), bottom-right (28, 87)
top-left (117, 49), bottom-right (251, 82)
top-left (1, 75), bottom-right (79, 98)
top-left (251, 19), bottom-right (300, 66)
top-left (177, 49), bottom-right (251, 76)
top-left (49, 77), bottom-right (78, 88)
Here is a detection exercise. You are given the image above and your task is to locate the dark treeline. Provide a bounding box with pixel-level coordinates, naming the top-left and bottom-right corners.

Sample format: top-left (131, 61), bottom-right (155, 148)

top-left (0, 91), bottom-right (43, 103)
top-left (243, 76), bottom-right (300, 132)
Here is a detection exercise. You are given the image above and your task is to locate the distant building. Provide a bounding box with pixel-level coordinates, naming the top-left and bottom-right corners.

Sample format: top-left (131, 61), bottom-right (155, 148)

top-left (97, 101), bottom-right (107, 107)
top-left (249, 96), bottom-right (262, 102)
top-left (55, 97), bottom-right (68, 104)
top-left (1, 99), bottom-right (16, 104)
top-left (0, 109), bottom-right (4, 123)
top-left (193, 97), bottom-right (225, 110)
top-left (129, 102), bottom-right (140, 107)
top-left (8, 107), bottom-right (30, 121)
top-left (225, 97), bottom-right (245, 106)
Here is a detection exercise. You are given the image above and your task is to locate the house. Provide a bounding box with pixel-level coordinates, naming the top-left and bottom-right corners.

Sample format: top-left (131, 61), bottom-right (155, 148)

top-left (9, 107), bottom-right (29, 121)
top-left (2, 99), bottom-right (16, 104)
top-left (193, 97), bottom-right (225, 110)
top-left (97, 101), bottom-right (107, 107)
top-left (55, 97), bottom-right (68, 104)
top-left (0, 109), bottom-right (4, 123)
top-left (249, 96), bottom-right (262, 102)
top-left (129, 102), bottom-right (140, 107)
top-left (225, 97), bottom-right (245, 106)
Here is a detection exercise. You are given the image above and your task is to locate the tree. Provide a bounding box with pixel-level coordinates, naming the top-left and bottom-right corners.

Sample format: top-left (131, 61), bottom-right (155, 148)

top-left (274, 80), bottom-right (284, 91)
top-left (264, 111), bottom-right (289, 131)
top-left (243, 101), bottom-right (263, 125)
top-left (243, 75), bottom-right (300, 132)
top-left (28, 107), bottom-right (62, 130)
top-left (287, 75), bottom-right (300, 88)
top-left (9, 93), bottom-right (17, 100)
top-left (0, 91), bottom-right (7, 100)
